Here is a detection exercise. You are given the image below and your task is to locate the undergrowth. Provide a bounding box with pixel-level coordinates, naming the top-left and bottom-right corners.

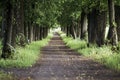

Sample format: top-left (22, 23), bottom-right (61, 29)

top-left (0, 71), bottom-right (17, 80)
top-left (0, 33), bottom-right (52, 68)
top-left (61, 32), bottom-right (120, 72)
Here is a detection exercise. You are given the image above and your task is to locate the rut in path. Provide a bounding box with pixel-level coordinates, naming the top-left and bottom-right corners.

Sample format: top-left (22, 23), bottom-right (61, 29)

top-left (1, 33), bottom-right (120, 80)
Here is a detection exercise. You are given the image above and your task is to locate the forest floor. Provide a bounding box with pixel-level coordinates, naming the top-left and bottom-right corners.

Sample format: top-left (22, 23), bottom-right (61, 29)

top-left (0, 33), bottom-right (120, 80)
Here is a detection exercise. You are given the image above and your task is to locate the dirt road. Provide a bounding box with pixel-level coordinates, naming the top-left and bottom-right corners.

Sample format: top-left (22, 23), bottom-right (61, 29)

top-left (1, 33), bottom-right (120, 80)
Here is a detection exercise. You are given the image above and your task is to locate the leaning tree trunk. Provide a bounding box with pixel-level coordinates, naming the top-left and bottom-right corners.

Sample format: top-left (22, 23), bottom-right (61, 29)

top-left (107, 0), bottom-right (118, 46)
top-left (1, 1), bottom-right (13, 58)
top-left (115, 5), bottom-right (120, 41)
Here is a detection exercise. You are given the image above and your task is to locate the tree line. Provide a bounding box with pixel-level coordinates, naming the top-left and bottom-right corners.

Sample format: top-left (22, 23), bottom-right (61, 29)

top-left (0, 0), bottom-right (120, 58)
top-left (0, 0), bottom-right (57, 58)
top-left (60, 0), bottom-right (120, 47)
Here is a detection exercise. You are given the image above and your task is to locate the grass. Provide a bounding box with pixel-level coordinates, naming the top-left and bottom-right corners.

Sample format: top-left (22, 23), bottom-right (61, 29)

top-left (61, 32), bottom-right (120, 72)
top-left (0, 71), bottom-right (17, 80)
top-left (0, 33), bottom-right (52, 68)
top-left (61, 33), bottom-right (87, 50)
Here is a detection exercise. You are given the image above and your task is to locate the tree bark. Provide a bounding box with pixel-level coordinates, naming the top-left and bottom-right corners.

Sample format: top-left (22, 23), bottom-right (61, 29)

top-left (69, 25), bottom-right (75, 39)
top-left (39, 27), bottom-right (42, 40)
top-left (1, 1), bottom-right (13, 58)
top-left (72, 25), bottom-right (77, 39)
top-left (115, 5), bottom-right (120, 41)
top-left (33, 25), bottom-right (36, 41)
top-left (66, 26), bottom-right (70, 37)
top-left (28, 22), bottom-right (33, 43)
top-left (24, 22), bottom-right (29, 43)
top-left (96, 11), bottom-right (107, 46)
top-left (11, 2), bottom-right (18, 47)
top-left (16, 0), bottom-right (24, 34)
top-left (107, 0), bottom-right (118, 46)
top-left (81, 11), bottom-right (88, 40)
top-left (19, 0), bottom-right (24, 34)
top-left (87, 9), bottom-right (97, 44)
top-left (88, 9), bottom-right (107, 47)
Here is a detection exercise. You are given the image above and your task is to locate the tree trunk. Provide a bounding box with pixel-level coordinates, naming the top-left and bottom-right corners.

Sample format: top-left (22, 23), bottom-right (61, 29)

top-left (66, 26), bottom-right (70, 37)
top-left (43, 27), bottom-right (48, 38)
top-left (107, 0), bottom-right (118, 46)
top-left (35, 25), bottom-right (39, 41)
top-left (43, 27), bottom-right (45, 38)
top-left (1, 10), bottom-right (5, 42)
top-left (16, 0), bottom-right (24, 34)
top-left (87, 9), bottom-right (97, 45)
top-left (37, 26), bottom-right (40, 40)
top-left (15, 0), bottom-right (25, 46)
top-left (96, 11), bottom-right (107, 46)
top-left (62, 27), bottom-right (67, 33)
top-left (11, 2), bottom-right (17, 47)
top-left (39, 27), bottom-right (42, 40)
top-left (11, 25), bottom-right (17, 47)
top-left (81, 11), bottom-right (88, 40)
top-left (1, 1), bottom-right (13, 58)
top-left (19, 0), bottom-right (24, 34)
top-left (24, 22), bottom-right (29, 43)
top-left (28, 22), bottom-right (33, 43)
top-left (33, 25), bottom-right (36, 41)
top-left (115, 5), bottom-right (120, 41)
top-left (44, 27), bottom-right (47, 38)
top-left (77, 21), bottom-right (81, 38)
top-left (72, 26), bottom-right (77, 39)
top-left (88, 9), bottom-right (107, 47)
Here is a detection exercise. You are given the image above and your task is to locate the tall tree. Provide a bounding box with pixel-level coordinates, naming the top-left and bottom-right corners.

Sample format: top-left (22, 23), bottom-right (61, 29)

top-left (1, 0), bottom-right (13, 58)
top-left (107, 0), bottom-right (118, 45)
top-left (80, 10), bottom-right (87, 40)
top-left (115, 5), bottom-right (120, 41)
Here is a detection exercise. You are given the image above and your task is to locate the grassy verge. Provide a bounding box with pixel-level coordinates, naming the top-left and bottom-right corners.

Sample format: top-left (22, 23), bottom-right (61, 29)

top-left (60, 32), bottom-right (120, 72)
top-left (0, 71), bottom-right (17, 80)
top-left (0, 33), bottom-right (52, 68)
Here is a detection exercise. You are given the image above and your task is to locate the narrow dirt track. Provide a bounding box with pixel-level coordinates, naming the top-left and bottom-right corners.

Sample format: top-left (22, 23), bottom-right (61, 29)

top-left (1, 33), bottom-right (120, 80)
